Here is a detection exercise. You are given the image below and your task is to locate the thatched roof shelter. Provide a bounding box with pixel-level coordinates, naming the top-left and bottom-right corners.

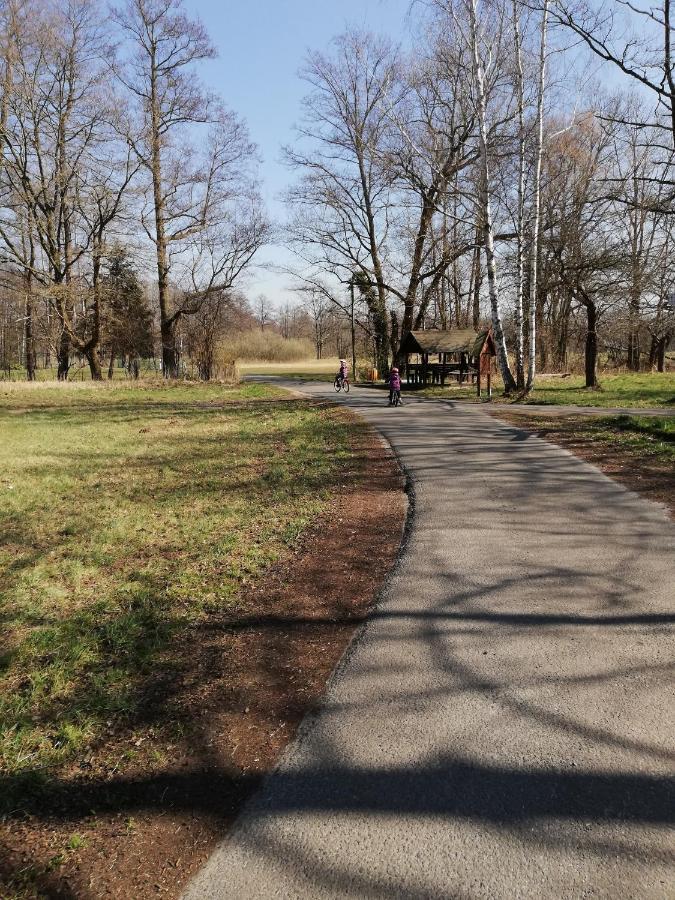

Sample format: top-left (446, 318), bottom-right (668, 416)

top-left (400, 328), bottom-right (496, 396)
top-left (400, 329), bottom-right (489, 358)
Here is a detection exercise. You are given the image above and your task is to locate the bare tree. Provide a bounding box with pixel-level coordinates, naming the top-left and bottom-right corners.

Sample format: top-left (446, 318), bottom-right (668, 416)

top-left (540, 113), bottom-right (620, 387)
top-left (254, 293), bottom-right (272, 331)
top-left (549, 0), bottom-right (675, 153)
top-left (0, 0), bottom-right (134, 379)
top-left (466, 0), bottom-right (518, 391)
top-left (526, 0), bottom-right (549, 390)
top-left (113, 0), bottom-right (268, 377)
top-left (285, 30), bottom-right (401, 376)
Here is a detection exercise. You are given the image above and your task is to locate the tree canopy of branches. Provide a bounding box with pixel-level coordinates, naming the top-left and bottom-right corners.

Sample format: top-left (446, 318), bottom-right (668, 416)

top-left (0, 0), bottom-right (268, 380)
top-left (283, 1), bottom-right (674, 388)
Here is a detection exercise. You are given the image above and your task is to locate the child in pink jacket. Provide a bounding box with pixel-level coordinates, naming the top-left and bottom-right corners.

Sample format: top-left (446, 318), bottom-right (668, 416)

top-left (388, 367), bottom-right (402, 405)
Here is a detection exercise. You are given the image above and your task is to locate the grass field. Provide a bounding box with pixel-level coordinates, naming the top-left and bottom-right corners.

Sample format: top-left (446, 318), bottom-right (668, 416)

top-left (238, 357), bottom-right (344, 381)
top-left (414, 372), bottom-right (675, 408)
top-left (0, 379), bottom-right (355, 808)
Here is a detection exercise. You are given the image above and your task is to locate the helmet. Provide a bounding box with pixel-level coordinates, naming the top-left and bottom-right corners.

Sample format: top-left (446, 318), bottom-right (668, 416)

top-left (391, 367), bottom-right (399, 372)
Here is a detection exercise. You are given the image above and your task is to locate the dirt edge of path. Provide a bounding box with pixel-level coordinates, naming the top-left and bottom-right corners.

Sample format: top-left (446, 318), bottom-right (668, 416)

top-left (1, 416), bottom-right (408, 900)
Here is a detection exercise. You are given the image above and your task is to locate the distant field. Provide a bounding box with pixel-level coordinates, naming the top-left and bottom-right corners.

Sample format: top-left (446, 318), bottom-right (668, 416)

top-left (239, 357), bottom-right (346, 381)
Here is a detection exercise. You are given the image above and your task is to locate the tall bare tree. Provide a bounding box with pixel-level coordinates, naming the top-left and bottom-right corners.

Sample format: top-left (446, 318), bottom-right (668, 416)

top-left (526, 0), bottom-right (549, 391)
top-left (113, 0), bottom-right (267, 377)
top-left (465, 0), bottom-right (517, 391)
top-left (0, 0), bottom-right (132, 379)
top-left (285, 30), bottom-right (400, 375)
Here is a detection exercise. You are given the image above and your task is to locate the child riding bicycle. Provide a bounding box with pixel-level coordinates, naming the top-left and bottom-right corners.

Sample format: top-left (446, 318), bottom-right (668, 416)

top-left (388, 367), bottom-right (402, 405)
top-left (335, 358), bottom-right (348, 386)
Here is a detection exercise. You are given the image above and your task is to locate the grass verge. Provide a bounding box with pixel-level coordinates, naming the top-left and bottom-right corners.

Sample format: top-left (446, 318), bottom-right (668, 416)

top-left (0, 380), bottom-right (353, 808)
top-left (413, 372), bottom-right (675, 407)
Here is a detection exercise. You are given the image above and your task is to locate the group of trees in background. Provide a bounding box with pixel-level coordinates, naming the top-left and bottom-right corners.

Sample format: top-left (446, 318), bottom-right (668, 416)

top-left (1, 0), bottom-right (674, 386)
top-left (286, 0), bottom-right (675, 388)
top-left (0, 0), bottom-right (267, 380)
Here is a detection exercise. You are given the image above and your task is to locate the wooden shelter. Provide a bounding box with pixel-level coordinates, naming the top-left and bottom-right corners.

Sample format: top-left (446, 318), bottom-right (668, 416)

top-left (400, 328), bottom-right (497, 397)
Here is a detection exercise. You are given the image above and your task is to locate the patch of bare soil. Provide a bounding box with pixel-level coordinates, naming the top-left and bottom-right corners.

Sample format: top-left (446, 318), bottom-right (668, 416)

top-left (0, 422), bottom-right (407, 899)
top-left (489, 411), bottom-right (674, 518)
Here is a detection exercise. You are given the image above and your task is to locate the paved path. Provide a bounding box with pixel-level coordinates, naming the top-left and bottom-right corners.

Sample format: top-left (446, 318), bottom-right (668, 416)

top-left (184, 384), bottom-right (675, 900)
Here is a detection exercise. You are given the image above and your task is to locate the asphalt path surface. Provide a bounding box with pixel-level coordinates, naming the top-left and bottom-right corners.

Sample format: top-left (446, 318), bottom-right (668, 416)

top-left (184, 382), bottom-right (675, 900)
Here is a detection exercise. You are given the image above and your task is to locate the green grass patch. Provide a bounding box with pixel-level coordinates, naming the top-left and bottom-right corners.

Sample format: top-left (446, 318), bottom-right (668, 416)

top-left (590, 415), bottom-right (675, 460)
top-left (517, 373), bottom-right (675, 407)
top-left (413, 372), bottom-right (675, 408)
top-left (0, 379), bottom-right (354, 808)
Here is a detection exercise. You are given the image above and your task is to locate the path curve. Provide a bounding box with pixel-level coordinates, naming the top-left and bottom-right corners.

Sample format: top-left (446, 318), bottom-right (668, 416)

top-left (184, 382), bottom-right (675, 900)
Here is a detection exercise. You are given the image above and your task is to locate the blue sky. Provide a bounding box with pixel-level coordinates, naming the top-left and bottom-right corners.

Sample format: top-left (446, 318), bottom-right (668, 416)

top-left (183, 0), bottom-right (412, 306)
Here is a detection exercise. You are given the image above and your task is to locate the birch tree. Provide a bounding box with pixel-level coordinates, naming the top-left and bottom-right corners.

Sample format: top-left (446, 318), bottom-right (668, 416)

top-left (512, 0), bottom-right (527, 389)
top-left (526, 0), bottom-right (549, 391)
top-left (466, 0), bottom-right (517, 392)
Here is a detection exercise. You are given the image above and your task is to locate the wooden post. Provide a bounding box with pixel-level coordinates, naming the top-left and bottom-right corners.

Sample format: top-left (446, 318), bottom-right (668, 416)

top-left (349, 279), bottom-right (356, 381)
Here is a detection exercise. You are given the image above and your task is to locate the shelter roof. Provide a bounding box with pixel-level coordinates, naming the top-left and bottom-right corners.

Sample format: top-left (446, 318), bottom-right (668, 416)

top-left (401, 329), bottom-right (492, 357)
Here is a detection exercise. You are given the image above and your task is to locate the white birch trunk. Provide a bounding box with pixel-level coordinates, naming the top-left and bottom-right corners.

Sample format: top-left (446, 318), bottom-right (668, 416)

top-left (512, 0), bottom-right (526, 390)
top-left (469, 0), bottom-right (516, 393)
top-left (526, 0), bottom-right (549, 391)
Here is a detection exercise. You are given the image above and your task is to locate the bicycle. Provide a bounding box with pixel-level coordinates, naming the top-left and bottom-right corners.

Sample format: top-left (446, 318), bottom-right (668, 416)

top-left (334, 375), bottom-right (350, 393)
top-left (388, 389), bottom-right (401, 407)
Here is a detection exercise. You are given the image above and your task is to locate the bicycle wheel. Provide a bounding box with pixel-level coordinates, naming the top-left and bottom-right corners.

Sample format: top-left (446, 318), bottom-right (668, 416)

top-left (394, 392), bottom-right (400, 406)
top-left (334, 378), bottom-right (341, 392)
top-left (343, 379), bottom-right (350, 393)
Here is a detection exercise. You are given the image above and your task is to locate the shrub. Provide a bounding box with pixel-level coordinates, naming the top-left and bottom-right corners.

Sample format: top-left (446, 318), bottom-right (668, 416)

top-left (218, 331), bottom-right (314, 363)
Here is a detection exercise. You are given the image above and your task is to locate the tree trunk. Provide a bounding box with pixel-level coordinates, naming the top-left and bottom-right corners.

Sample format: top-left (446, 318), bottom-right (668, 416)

top-left (349, 282), bottom-right (357, 380)
top-left (657, 333), bottom-right (671, 372)
top-left (87, 235), bottom-right (104, 381)
top-left (149, 48), bottom-right (177, 379)
top-left (373, 301), bottom-right (389, 376)
top-left (584, 300), bottom-right (599, 388)
top-left (160, 318), bottom-right (179, 376)
top-left (24, 274), bottom-right (36, 381)
top-left (627, 263), bottom-right (641, 371)
top-left (390, 309), bottom-right (400, 372)
top-left (512, 0), bottom-right (526, 390)
top-left (57, 327), bottom-right (70, 380)
top-left (87, 347), bottom-right (103, 380)
top-left (469, 0), bottom-right (516, 394)
top-left (470, 226), bottom-right (481, 330)
top-left (526, 0), bottom-right (549, 392)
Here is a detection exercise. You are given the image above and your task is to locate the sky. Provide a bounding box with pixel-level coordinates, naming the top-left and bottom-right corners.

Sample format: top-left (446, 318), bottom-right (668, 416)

top-left (182, 0), bottom-right (413, 307)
